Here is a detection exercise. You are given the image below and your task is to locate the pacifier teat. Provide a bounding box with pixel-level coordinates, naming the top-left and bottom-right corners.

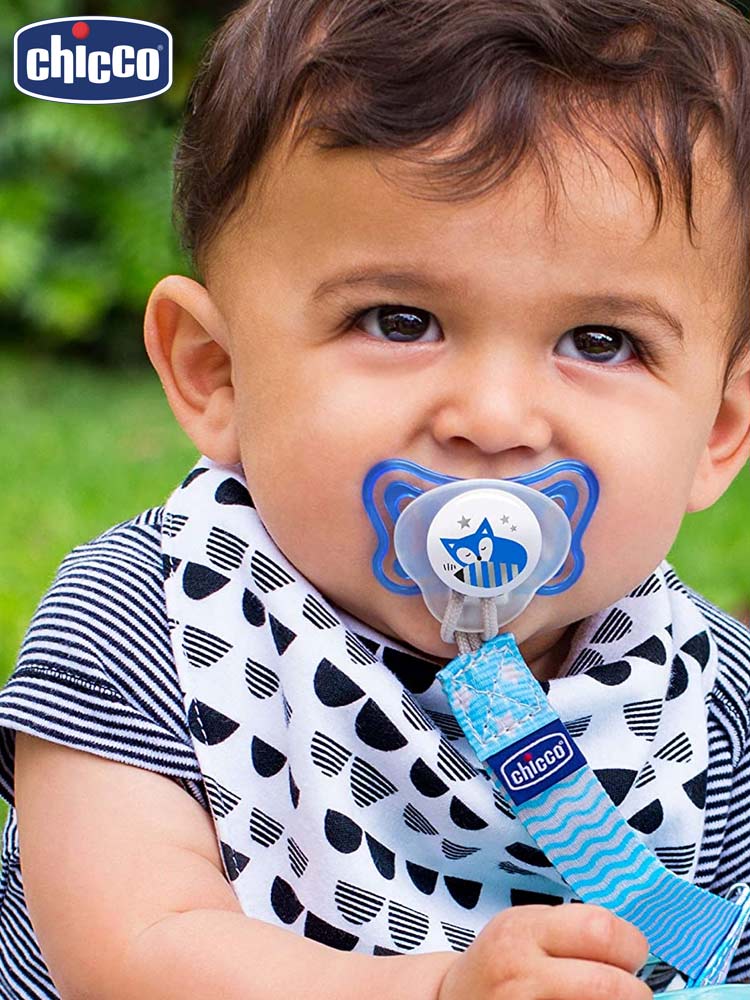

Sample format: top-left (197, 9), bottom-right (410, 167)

top-left (394, 477), bottom-right (572, 648)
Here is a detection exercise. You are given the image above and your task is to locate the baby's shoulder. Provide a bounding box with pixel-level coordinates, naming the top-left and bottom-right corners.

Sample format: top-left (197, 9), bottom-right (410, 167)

top-left (20, 505), bottom-right (170, 684)
top-left (57, 505), bottom-right (165, 582)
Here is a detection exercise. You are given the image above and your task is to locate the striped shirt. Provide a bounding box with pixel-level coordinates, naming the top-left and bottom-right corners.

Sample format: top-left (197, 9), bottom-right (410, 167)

top-left (0, 508), bottom-right (748, 997)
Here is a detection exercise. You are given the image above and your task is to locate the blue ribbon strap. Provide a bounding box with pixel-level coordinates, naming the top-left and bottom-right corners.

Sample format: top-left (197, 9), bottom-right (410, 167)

top-left (438, 634), bottom-right (748, 987)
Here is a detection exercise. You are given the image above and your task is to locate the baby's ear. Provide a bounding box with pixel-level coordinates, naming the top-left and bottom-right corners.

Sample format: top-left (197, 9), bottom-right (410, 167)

top-left (143, 275), bottom-right (241, 464)
top-left (687, 361), bottom-right (750, 512)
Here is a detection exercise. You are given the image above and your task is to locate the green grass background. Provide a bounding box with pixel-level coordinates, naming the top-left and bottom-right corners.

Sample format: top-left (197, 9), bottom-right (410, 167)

top-left (1, 348), bottom-right (749, 831)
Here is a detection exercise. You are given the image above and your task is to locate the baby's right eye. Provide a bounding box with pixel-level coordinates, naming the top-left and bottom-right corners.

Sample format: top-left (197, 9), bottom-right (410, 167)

top-left (355, 305), bottom-right (443, 343)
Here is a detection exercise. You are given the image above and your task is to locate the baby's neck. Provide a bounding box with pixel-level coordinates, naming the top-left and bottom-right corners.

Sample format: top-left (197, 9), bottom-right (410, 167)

top-left (518, 623), bottom-right (578, 683)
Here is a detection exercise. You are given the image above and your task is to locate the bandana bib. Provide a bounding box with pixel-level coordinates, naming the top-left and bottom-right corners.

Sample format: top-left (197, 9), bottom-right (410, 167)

top-left (162, 457), bottom-right (718, 956)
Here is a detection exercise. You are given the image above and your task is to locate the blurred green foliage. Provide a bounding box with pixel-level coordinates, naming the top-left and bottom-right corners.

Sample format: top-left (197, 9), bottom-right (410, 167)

top-left (1, 0), bottom-right (235, 363)
top-left (2, 1), bottom-right (749, 362)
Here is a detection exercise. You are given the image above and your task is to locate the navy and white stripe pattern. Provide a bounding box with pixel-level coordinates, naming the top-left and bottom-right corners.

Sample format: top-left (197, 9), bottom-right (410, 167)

top-left (0, 503), bottom-right (747, 995)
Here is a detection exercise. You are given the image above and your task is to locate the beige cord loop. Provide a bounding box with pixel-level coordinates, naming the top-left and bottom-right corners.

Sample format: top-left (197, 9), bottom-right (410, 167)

top-left (440, 592), bottom-right (499, 653)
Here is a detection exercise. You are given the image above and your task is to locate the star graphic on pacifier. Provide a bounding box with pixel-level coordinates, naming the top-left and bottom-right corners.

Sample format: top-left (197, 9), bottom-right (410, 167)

top-left (458, 516), bottom-right (471, 529)
top-left (501, 515), bottom-right (510, 524)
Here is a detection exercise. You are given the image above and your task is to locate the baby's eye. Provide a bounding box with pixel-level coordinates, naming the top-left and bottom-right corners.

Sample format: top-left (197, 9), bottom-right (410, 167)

top-left (355, 305), bottom-right (442, 343)
top-left (556, 326), bottom-right (636, 364)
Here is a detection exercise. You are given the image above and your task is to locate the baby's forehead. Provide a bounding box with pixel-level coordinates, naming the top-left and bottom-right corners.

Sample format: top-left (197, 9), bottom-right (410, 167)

top-left (216, 125), bottom-right (739, 290)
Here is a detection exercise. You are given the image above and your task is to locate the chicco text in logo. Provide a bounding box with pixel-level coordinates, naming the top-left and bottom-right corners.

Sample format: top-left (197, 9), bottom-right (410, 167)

top-left (500, 733), bottom-right (574, 791)
top-left (14, 17), bottom-right (172, 104)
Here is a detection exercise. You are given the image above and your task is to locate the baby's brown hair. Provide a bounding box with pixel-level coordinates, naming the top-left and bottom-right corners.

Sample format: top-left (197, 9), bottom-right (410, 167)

top-left (173, 0), bottom-right (750, 375)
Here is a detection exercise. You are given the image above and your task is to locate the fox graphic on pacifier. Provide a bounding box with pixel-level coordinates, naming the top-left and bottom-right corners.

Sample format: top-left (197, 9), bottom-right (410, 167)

top-left (439, 517), bottom-right (528, 588)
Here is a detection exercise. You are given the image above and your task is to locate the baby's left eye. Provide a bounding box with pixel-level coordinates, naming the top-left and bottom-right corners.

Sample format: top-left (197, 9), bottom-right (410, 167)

top-left (556, 326), bottom-right (636, 365)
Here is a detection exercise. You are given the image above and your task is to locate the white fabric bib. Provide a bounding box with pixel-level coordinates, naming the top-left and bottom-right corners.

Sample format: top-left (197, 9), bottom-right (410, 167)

top-left (162, 458), bottom-right (717, 956)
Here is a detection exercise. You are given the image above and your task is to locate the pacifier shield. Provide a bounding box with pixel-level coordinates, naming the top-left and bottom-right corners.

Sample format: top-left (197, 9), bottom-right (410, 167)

top-left (395, 477), bottom-right (571, 632)
top-left (426, 489), bottom-right (541, 597)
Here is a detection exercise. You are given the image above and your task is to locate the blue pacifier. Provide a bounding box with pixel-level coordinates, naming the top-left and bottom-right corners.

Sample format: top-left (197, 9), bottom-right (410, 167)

top-left (394, 477), bottom-right (572, 636)
top-left (364, 457), bottom-right (598, 642)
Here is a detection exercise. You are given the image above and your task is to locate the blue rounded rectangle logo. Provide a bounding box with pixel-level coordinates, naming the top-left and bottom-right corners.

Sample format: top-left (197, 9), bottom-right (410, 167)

top-left (14, 17), bottom-right (172, 104)
top-left (486, 719), bottom-right (587, 805)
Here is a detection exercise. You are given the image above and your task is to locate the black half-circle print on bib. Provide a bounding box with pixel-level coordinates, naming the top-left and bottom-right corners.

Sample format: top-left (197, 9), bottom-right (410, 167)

top-left (410, 758), bottom-right (450, 798)
top-left (594, 768), bottom-right (638, 807)
top-left (288, 768), bottom-right (301, 808)
top-left (567, 647), bottom-right (605, 675)
top-left (187, 699), bottom-right (240, 745)
top-left (388, 901), bottom-right (429, 950)
top-left (271, 876), bottom-right (305, 924)
top-left (505, 841), bottom-right (554, 869)
top-left (366, 834), bottom-right (396, 880)
top-left (443, 840), bottom-right (480, 860)
top-left (681, 631), bottom-right (710, 670)
top-left (449, 797), bottom-right (488, 831)
top-left (182, 624), bottom-right (232, 670)
top-left (628, 798), bottom-right (664, 834)
top-left (325, 810), bottom-right (363, 854)
top-left (444, 877), bottom-right (482, 909)
top-left (251, 551), bottom-right (294, 594)
top-left (314, 658), bottom-right (365, 707)
top-left (562, 715), bottom-right (591, 739)
top-left (406, 862), bottom-right (439, 895)
top-left (242, 589), bottom-right (266, 627)
top-left (203, 775), bottom-right (240, 818)
top-left (270, 614), bottom-right (296, 655)
top-left (355, 699), bottom-right (408, 751)
top-left (182, 562), bottom-right (230, 600)
top-left (305, 912), bottom-right (359, 951)
top-left (162, 554), bottom-right (182, 579)
top-left (511, 888), bottom-right (565, 906)
top-left (215, 476), bottom-right (254, 507)
top-left (625, 635), bottom-right (667, 665)
top-left (220, 841), bottom-right (250, 881)
top-left (181, 466), bottom-right (209, 488)
top-left (251, 735), bottom-right (287, 777)
top-left (302, 594), bottom-right (340, 630)
top-left (666, 655), bottom-right (689, 700)
top-left (288, 837), bottom-right (308, 877)
top-left (655, 844), bottom-right (696, 876)
top-left (381, 647), bottom-right (438, 694)
top-left (586, 660), bottom-right (632, 686)
top-left (683, 769), bottom-right (707, 809)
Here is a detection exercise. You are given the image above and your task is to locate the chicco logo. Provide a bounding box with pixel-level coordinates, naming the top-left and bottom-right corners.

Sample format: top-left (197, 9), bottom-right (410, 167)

top-left (500, 733), bottom-right (574, 791)
top-left (14, 17), bottom-right (172, 104)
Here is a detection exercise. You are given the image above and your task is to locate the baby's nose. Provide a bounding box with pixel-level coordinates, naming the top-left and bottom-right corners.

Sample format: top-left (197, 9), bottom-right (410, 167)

top-left (429, 351), bottom-right (553, 456)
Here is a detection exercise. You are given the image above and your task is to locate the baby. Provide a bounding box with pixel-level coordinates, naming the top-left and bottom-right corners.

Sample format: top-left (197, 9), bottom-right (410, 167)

top-left (3, 0), bottom-right (750, 996)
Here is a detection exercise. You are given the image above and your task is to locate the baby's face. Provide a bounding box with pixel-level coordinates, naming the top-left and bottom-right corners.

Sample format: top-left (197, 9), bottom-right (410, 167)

top-left (205, 129), bottom-right (741, 671)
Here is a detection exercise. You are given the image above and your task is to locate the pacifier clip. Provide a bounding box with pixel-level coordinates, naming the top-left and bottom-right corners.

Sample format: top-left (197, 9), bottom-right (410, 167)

top-left (391, 473), bottom-right (750, 987)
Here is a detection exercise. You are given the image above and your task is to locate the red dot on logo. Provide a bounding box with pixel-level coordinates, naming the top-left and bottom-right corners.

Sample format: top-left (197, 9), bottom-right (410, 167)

top-left (71, 21), bottom-right (90, 40)
top-left (524, 752), bottom-right (533, 762)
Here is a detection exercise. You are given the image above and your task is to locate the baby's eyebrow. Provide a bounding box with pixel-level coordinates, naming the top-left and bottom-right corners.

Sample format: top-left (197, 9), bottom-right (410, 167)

top-left (311, 268), bottom-right (685, 343)
top-left (571, 293), bottom-right (685, 343)
top-left (311, 267), bottom-right (450, 302)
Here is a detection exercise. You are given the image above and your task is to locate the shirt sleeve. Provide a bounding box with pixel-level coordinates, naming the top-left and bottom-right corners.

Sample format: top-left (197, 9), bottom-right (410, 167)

top-left (721, 739), bottom-right (750, 982)
top-left (0, 511), bottom-right (204, 808)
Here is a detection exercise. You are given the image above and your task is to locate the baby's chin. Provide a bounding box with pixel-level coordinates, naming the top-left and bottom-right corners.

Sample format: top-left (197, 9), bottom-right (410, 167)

top-left (363, 591), bottom-right (577, 670)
